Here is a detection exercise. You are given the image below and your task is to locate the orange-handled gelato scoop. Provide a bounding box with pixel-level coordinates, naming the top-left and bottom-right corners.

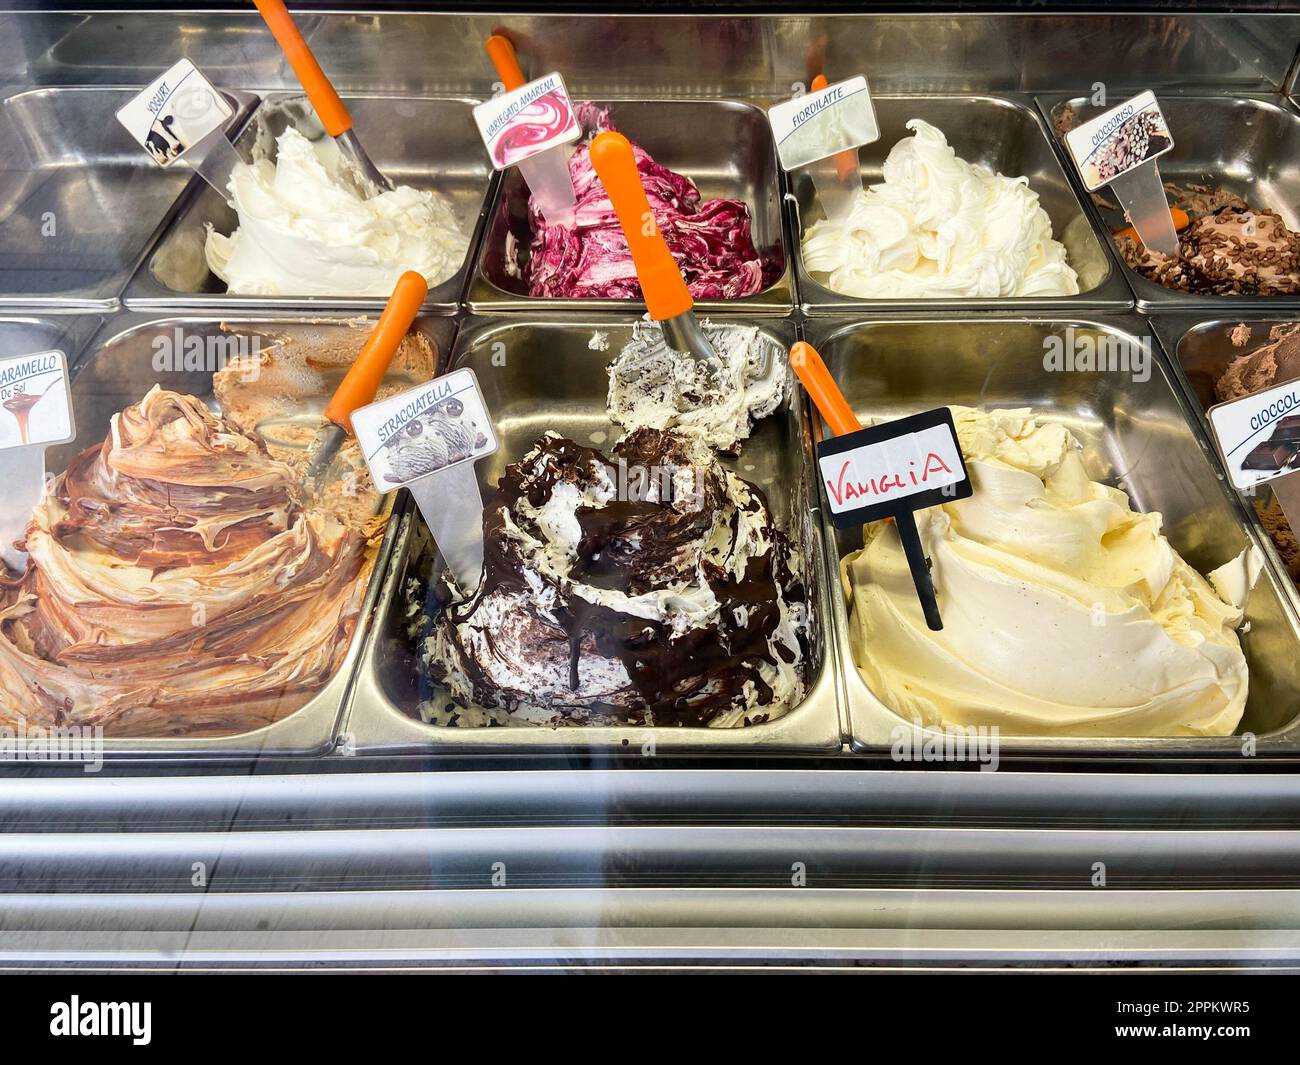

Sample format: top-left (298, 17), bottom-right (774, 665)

top-left (486, 34), bottom-right (528, 91)
top-left (790, 341), bottom-right (943, 630)
top-left (790, 340), bottom-right (861, 438)
top-left (589, 131), bottom-right (695, 323)
top-left (252, 0), bottom-right (392, 192)
top-left (307, 270), bottom-right (428, 485)
top-left (811, 75), bottom-right (860, 183)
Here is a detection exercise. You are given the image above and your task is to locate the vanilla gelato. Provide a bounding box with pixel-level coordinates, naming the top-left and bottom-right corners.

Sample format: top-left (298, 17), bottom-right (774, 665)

top-left (205, 126), bottom-right (469, 296)
top-left (606, 318), bottom-right (785, 453)
top-left (842, 407), bottom-right (1249, 737)
top-left (801, 120), bottom-right (1079, 299)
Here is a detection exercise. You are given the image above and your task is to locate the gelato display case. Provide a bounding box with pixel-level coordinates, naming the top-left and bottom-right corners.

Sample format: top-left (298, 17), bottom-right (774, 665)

top-left (3, 6), bottom-right (1300, 975)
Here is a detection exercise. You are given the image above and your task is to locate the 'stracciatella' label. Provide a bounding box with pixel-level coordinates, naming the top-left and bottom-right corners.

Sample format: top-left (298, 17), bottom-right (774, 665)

top-left (351, 368), bottom-right (498, 493)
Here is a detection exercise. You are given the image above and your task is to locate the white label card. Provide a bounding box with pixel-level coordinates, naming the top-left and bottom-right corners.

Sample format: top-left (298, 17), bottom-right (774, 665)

top-left (115, 58), bottom-right (233, 167)
top-left (351, 368), bottom-right (498, 494)
top-left (1208, 379), bottom-right (1300, 492)
top-left (473, 72), bottom-right (581, 170)
top-left (1064, 90), bottom-right (1174, 192)
top-left (767, 76), bottom-right (879, 171)
top-left (816, 407), bottom-right (971, 529)
top-left (0, 350), bottom-right (73, 451)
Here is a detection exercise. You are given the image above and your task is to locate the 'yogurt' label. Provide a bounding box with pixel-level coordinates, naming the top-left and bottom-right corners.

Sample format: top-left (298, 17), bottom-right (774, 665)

top-left (115, 58), bottom-right (233, 167)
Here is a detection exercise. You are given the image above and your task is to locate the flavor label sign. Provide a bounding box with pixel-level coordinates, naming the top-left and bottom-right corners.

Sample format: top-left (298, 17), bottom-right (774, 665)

top-left (1208, 379), bottom-right (1300, 491)
top-left (351, 368), bottom-right (498, 493)
top-left (767, 76), bottom-right (879, 170)
top-left (0, 350), bottom-right (73, 451)
top-left (817, 407), bottom-right (971, 529)
top-left (473, 72), bottom-right (581, 170)
top-left (115, 58), bottom-right (233, 167)
top-left (1064, 90), bottom-right (1174, 191)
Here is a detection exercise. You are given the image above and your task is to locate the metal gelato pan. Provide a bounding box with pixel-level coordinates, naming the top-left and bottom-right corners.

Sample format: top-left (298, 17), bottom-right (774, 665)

top-left (465, 100), bottom-right (794, 316)
top-left (1039, 94), bottom-right (1300, 312)
top-left (1152, 314), bottom-right (1300, 627)
top-left (804, 316), bottom-right (1300, 759)
top-left (124, 93), bottom-right (496, 314)
top-left (340, 316), bottom-right (842, 754)
top-left (788, 93), bottom-right (1130, 316)
top-left (4, 312), bottom-right (455, 760)
top-left (0, 86), bottom-right (257, 308)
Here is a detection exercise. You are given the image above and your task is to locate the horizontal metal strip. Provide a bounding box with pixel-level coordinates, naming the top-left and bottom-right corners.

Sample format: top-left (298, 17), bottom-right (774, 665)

top-left (3, 887), bottom-right (1300, 934)
top-left (4, 769), bottom-right (1300, 831)
top-left (1, 825), bottom-right (1300, 892)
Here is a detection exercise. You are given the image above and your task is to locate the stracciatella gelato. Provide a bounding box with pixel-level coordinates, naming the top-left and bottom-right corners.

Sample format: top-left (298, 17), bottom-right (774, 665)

top-left (801, 120), bottom-right (1079, 299)
top-left (204, 126), bottom-right (469, 296)
top-left (421, 429), bottom-right (809, 728)
top-left (842, 406), bottom-right (1249, 737)
top-left (606, 318), bottom-right (784, 453)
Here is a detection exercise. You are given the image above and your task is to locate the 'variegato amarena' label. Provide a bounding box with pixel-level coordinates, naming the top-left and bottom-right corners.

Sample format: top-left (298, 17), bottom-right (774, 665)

top-left (473, 73), bottom-right (581, 170)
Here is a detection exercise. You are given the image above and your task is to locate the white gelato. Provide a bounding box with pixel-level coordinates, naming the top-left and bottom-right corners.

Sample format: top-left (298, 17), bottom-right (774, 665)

top-left (801, 120), bottom-right (1079, 299)
top-left (842, 407), bottom-right (1249, 737)
top-left (204, 126), bottom-right (469, 297)
top-left (606, 318), bottom-right (784, 453)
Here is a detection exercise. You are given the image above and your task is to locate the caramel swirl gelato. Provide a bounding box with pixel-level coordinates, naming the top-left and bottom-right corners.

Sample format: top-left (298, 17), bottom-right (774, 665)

top-left (0, 388), bottom-right (376, 737)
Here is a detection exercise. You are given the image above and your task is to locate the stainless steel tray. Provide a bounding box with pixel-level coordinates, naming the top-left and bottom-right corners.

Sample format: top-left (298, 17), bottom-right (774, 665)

top-left (12, 312), bottom-right (456, 759)
top-left (464, 100), bottom-right (794, 317)
top-left (340, 315), bottom-right (843, 754)
top-left (1038, 93), bottom-right (1300, 313)
top-left (0, 86), bottom-right (258, 309)
top-left (804, 315), bottom-right (1300, 758)
top-left (123, 93), bottom-right (496, 314)
top-left (0, 314), bottom-right (102, 369)
top-left (1151, 314), bottom-right (1300, 628)
top-left (788, 93), bottom-right (1131, 316)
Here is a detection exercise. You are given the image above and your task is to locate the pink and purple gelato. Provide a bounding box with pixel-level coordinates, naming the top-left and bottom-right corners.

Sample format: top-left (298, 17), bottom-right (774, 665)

top-left (511, 104), bottom-right (780, 300)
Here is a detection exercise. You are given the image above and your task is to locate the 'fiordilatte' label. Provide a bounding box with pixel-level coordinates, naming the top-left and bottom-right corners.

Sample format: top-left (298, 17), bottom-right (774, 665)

top-left (473, 73), bottom-right (581, 170)
top-left (816, 407), bottom-right (971, 528)
top-left (767, 76), bottom-right (879, 171)
top-left (0, 350), bottom-right (74, 451)
top-left (1208, 378), bottom-right (1300, 492)
top-left (351, 368), bottom-right (498, 494)
top-left (1064, 90), bottom-right (1174, 192)
top-left (115, 58), bottom-right (233, 167)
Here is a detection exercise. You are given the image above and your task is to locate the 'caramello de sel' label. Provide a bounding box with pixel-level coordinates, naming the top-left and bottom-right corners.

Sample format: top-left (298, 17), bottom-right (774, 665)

top-left (0, 350), bottom-right (73, 451)
top-left (115, 58), bottom-right (232, 167)
top-left (1064, 90), bottom-right (1174, 192)
top-left (473, 73), bottom-right (581, 170)
top-left (351, 368), bottom-right (498, 493)
top-left (767, 76), bottom-right (879, 171)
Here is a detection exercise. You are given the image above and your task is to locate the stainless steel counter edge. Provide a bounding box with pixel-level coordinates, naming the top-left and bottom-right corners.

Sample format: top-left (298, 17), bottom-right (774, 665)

top-left (8, 889), bottom-right (1300, 969)
top-left (8, 768), bottom-right (1300, 830)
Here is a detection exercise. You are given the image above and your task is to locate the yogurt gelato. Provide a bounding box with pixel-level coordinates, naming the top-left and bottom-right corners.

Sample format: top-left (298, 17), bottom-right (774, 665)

top-left (205, 126), bottom-right (469, 296)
